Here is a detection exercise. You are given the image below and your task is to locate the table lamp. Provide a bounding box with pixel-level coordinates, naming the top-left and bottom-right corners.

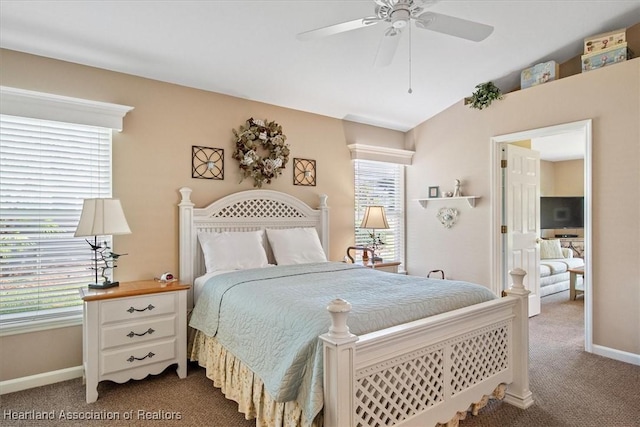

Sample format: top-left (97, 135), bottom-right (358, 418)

top-left (74, 198), bottom-right (131, 289)
top-left (360, 205), bottom-right (389, 263)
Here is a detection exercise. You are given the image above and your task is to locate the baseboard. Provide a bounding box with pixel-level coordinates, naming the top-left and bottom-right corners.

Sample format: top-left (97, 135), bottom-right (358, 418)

top-left (0, 366), bottom-right (83, 395)
top-left (592, 344), bottom-right (640, 366)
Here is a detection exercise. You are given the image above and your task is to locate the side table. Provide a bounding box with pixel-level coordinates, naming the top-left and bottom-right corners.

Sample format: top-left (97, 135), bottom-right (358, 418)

top-left (80, 279), bottom-right (191, 403)
top-left (568, 267), bottom-right (584, 300)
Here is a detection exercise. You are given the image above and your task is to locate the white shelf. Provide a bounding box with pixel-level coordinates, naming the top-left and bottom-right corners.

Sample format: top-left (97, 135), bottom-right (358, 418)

top-left (416, 196), bottom-right (481, 208)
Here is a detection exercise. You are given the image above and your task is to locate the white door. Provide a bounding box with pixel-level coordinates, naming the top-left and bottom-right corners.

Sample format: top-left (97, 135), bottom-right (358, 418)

top-left (504, 144), bottom-right (541, 317)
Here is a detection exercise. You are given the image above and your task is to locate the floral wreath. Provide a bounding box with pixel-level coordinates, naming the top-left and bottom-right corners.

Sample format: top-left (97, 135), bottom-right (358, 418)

top-left (232, 118), bottom-right (290, 188)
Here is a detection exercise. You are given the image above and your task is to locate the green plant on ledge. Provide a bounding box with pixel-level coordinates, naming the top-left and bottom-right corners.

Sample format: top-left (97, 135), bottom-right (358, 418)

top-left (466, 81), bottom-right (503, 110)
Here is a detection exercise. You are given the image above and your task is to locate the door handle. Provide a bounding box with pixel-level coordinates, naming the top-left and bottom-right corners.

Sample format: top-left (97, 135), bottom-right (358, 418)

top-left (536, 238), bottom-right (542, 244)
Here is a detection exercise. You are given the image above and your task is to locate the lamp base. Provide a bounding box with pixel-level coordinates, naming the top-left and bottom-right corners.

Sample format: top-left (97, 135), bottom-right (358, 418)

top-left (88, 281), bottom-right (120, 289)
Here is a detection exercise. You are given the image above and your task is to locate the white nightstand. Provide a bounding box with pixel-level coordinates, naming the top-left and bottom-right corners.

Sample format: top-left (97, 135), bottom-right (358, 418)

top-left (80, 280), bottom-right (191, 403)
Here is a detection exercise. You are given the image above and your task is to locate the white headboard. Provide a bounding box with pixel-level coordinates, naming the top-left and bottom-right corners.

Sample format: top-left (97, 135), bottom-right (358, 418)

top-left (178, 187), bottom-right (329, 308)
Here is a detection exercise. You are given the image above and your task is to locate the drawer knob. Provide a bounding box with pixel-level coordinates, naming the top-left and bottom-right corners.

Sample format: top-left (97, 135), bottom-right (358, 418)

top-left (127, 304), bottom-right (155, 313)
top-left (127, 352), bottom-right (155, 363)
top-left (126, 328), bottom-right (155, 338)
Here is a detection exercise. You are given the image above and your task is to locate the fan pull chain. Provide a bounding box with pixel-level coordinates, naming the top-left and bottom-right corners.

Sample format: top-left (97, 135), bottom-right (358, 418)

top-left (408, 23), bottom-right (413, 94)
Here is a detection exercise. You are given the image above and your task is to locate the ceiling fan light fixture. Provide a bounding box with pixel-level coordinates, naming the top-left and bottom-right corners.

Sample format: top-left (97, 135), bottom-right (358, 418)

top-left (391, 9), bottom-right (410, 29)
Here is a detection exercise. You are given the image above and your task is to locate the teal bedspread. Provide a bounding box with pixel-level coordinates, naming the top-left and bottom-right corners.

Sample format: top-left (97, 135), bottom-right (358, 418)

top-left (189, 262), bottom-right (497, 422)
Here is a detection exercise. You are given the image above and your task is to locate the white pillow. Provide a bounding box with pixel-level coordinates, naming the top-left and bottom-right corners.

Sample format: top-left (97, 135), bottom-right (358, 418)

top-left (540, 239), bottom-right (564, 259)
top-left (266, 228), bottom-right (327, 265)
top-left (198, 230), bottom-right (269, 272)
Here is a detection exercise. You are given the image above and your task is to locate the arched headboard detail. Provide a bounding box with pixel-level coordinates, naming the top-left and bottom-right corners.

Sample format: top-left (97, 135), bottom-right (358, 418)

top-left (178, 188), bottom-right (329, 308)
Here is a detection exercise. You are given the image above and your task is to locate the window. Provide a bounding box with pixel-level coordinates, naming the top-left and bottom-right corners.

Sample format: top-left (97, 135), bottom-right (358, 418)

top-left (0, 86), bottom-right (132, 332)
top-left (0, 115), bottom-right (112, 326)
top-left (354, 159), bottom-right (405, 265)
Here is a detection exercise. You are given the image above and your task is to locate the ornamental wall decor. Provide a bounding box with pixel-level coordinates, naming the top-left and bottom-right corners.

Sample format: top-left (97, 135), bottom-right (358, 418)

top-left (293, 158), bottom-right (316, 186)
top-left (192, 146), bottom-right (224, 180)
top-left (232, 118), bottom-right (290, 188)
top-left (437, 207), bottom-right (459, 228)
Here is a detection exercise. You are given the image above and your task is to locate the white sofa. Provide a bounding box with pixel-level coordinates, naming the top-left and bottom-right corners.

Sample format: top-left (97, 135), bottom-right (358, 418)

top-left (540, 247), bottom-right (584, 297)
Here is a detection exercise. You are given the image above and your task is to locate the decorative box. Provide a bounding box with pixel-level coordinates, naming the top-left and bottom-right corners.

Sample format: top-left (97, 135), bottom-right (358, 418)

top-left (581, 43), bottom-right (632, 73)
top-left (584, 28), bottom-right (626, 54)
top-left (520, 61), bottom-right (560, 89)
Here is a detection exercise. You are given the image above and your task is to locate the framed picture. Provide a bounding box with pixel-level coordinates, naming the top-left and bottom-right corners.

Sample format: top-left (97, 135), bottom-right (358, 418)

top-left (428, 186), bottom-right (440, 198)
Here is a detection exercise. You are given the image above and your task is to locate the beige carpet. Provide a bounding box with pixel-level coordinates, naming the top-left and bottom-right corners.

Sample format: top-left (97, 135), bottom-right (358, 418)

top-left (1, 291), bottom-right (639, 427)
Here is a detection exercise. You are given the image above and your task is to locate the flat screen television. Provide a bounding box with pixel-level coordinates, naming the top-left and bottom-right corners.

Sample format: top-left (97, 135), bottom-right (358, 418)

top-left (540, 196), bottom-right (584, 230)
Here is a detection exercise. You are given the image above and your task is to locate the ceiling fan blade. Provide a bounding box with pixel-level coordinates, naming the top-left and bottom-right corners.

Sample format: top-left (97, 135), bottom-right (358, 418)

top-left (414, 11), bottom-right (494, 42)
top-left (297, 17), bottom-right (381, 41)
top-left (374, 28), bottom-right (402, 67)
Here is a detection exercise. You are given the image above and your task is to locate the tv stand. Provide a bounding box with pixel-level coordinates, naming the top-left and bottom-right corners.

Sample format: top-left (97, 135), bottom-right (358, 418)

top-left (555, 234), bottom-right (578, 238)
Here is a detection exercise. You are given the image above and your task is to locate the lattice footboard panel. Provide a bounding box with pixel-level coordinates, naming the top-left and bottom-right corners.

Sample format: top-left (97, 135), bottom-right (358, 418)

top-left (450, 323), bottom-right (510, 395)
top-left (355, 347), bottom-right (445, 426)
top-left (354, 321), bottom-right (511, 427)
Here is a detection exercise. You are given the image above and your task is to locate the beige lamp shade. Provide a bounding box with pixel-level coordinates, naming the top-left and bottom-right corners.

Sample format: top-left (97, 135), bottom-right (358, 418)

top-left (74, 198), bottom-right (131, 237)
top-left (360, 206), bottom-right (389, 229)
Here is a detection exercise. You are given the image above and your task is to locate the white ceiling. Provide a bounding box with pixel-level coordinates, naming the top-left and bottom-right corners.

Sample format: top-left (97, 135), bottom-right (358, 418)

top-left (532, 130), bottom-right (585, 162)
top-left (1, 1), bottom-right (639, 132)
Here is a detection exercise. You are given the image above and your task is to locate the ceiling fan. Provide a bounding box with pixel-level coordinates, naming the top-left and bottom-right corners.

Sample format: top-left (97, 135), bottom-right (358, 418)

top-left (297, 0), bottom-right (494, 67)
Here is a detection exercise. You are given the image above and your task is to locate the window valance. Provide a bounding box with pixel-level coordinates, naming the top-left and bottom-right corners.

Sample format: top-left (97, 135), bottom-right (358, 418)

top-left (347, 143), bottom-right (414, 165)
top-left (0, 86), bottom-right (133, 131)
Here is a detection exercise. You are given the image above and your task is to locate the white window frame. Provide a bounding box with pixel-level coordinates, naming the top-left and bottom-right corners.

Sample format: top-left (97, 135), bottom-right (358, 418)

top-left (350, 144), bottom-right (414, 270)
top-left (0, 87), bottom-right (132, 336)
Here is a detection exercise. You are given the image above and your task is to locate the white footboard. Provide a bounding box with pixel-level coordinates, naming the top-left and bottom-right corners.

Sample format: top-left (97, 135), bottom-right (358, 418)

top-left (321, 269), bottom-right (533, 427)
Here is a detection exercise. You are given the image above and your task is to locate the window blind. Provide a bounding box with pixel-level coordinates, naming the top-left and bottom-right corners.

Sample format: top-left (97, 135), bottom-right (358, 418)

top-left (0, 115), bottom-right (112, 325)
top-left (354, 159), bottom-right (405, 265)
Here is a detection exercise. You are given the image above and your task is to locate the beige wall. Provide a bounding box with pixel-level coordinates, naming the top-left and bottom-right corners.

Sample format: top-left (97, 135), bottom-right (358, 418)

top-left (406, 58), bottom-right (640, 355)
top-left (343, 120), bottom-right (406, 149)
top-left (540, 161), bottom-right (556, 195)
top-left (540, 159), bottom-right (584, 196)
top-left (0, 49), bottom-right (404, 381)
top-left (1, 327), bottom-right (83, 380)
top-left (553, 159), bottom-right (584, 196)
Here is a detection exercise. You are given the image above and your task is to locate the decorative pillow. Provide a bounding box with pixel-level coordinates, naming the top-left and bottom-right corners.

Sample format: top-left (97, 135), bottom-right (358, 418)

top-left (540, 239), bottom-right (564, 259)
top-left (197, 230), bottom-right (269, 272)
top-left (266, 227), bottom-right (327, 265)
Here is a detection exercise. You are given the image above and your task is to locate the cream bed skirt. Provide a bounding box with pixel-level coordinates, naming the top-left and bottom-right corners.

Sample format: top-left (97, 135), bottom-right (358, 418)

top-left (189, 328), bottom-right (504, 427)
top-left (189, 329), bottom-right (322, 427)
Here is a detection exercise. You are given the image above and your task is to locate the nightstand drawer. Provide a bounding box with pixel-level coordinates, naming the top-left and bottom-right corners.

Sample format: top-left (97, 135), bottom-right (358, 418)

top-left (101, 293), bottom-right (176, 324)
top-left (101, 339), bottom-right (176, 376)
top-left (101, 316), bottom-right (176, 350)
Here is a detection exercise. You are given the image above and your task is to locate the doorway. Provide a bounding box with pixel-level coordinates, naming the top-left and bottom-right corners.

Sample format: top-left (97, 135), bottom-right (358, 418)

top-left (490, 120), bottom-right (593, 352)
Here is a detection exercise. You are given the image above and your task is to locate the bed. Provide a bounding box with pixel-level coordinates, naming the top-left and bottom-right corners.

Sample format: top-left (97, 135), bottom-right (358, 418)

top-left (178, 187), bottom-right (533, 427)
